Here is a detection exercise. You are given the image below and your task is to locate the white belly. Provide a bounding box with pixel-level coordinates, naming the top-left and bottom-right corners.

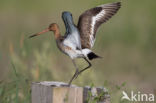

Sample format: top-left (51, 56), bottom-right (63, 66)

top-left (62, 31), bottom-right (92, 59)
top-left (63, 47), bottom-right (92, 59)
top-left (64, 48), bottom-right (83, 59)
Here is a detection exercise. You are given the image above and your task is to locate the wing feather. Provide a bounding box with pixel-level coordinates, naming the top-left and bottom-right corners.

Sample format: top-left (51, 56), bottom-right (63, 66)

top-left (77, 2), bottom-right (121, 49)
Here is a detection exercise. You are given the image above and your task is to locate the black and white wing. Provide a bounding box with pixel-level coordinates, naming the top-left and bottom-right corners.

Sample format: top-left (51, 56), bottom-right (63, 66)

top-left (77, 2), bottom-right (121, 49)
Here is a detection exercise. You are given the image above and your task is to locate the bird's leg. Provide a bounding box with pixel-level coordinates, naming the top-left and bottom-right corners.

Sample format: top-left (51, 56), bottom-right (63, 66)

top-left (68, 59), bottom-right (79, 86)
top-left (75, 58), bottom-right (92, 78)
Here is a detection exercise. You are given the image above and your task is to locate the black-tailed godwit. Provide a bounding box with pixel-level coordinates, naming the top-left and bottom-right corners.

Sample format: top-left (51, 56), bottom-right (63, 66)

top-left (29, 2), bottom-right (121, 86)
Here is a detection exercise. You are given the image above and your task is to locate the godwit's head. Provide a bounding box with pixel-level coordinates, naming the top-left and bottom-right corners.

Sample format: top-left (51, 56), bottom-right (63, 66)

top-left (48, 23), bottom-right (59, 32)
top-left (29, 23), bottom-right (60, 38)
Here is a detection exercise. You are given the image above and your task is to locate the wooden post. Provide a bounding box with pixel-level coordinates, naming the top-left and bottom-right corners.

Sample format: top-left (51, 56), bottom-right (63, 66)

top-left (31, 81), bottom-right (110, 103)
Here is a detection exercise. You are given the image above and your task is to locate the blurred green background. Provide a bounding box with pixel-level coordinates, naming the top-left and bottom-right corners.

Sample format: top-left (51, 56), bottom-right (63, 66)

top-left (0, 0), bottom-right (156, 102)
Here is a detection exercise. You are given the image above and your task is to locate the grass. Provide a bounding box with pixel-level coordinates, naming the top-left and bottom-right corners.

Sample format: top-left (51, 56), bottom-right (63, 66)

top-left (0, 0), bottom-right (156, 103)
top-left (0, 62), bottom-right (30, 103)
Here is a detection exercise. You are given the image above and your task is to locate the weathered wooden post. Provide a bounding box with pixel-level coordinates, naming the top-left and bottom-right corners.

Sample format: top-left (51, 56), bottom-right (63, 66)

top-left (31, 81), bottom-right (110, 103)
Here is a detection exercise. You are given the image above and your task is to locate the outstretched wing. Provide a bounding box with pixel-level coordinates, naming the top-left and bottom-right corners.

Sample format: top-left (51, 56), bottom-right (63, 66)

top-left (77, 2), bottom-right (121, 49)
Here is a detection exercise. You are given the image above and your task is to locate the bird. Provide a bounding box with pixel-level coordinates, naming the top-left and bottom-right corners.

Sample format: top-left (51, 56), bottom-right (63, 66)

top-left (29, 2), bottom-right (121, 86)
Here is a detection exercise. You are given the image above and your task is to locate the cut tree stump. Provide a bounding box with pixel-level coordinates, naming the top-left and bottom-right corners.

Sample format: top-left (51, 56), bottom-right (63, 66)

top-left (31, 81), bottom-right (110, 103)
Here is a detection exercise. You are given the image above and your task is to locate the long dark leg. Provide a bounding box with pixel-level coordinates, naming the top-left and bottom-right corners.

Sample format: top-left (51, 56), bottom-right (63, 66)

top-left (76, 58), bottom-right (92, 77)
top-left (68, 59), bottom-right (79, 86)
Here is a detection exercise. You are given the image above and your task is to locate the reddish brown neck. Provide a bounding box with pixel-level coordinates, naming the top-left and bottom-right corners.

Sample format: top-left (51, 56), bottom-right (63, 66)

top-left (53, 29), bottom-right (61, 39)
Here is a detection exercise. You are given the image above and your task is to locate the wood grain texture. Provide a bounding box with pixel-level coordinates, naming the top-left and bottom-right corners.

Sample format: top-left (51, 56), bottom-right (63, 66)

top-left (31, 81), bottom-right (110, 103)
top-left (32, 83), bottom-right (52, 103)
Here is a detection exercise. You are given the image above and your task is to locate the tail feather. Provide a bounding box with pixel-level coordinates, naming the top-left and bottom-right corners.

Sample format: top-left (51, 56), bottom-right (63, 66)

top-left (87, 52), bottom-right (101, 60)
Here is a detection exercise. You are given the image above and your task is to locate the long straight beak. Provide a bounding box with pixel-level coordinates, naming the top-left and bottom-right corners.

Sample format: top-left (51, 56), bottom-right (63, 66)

top-left (29, 28), bottom-right (49, 38)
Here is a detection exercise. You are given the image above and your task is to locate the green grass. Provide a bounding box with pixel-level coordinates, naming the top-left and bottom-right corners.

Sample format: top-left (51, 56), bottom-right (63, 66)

top-left (0, 0), bottom-right (156, 103)
top-left (0, 62), bottom-right (30, 103)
